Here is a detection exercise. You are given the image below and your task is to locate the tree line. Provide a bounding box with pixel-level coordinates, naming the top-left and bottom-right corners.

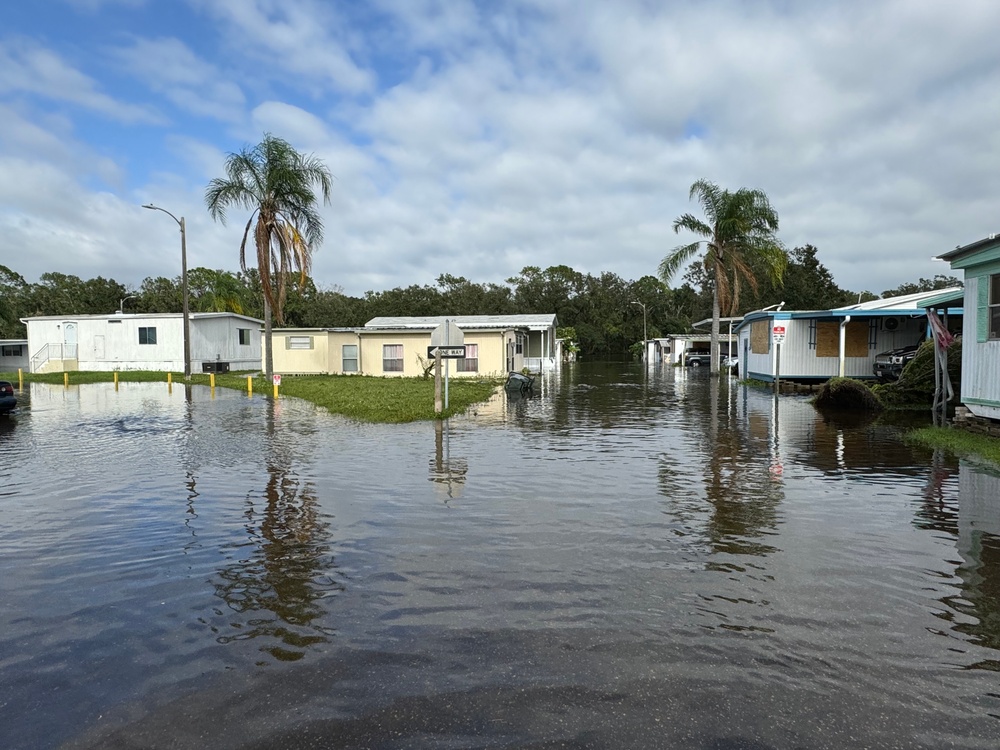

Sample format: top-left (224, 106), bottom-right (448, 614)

top-left (0, 256), bottom-right (959, 361)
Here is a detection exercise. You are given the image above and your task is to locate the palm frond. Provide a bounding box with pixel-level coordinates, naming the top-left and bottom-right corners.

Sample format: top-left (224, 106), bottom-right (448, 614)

top-left (658, 241), bottom-right (701, 283)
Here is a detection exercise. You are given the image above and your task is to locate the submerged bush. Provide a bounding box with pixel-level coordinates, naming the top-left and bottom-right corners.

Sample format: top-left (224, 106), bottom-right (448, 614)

top-left (813, 377), bottom-right (884, 412)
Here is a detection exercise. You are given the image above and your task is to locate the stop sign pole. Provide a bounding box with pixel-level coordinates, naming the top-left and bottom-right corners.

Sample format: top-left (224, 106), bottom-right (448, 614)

top-left (772, 324), bottom-right (786, 391)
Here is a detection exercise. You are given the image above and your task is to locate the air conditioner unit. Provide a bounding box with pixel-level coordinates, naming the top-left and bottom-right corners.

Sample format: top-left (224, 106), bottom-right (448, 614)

top-left (883, 317), bottom-right (900, 331)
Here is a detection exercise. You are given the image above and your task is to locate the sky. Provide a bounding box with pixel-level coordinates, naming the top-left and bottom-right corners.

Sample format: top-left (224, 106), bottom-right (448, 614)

top-left (2, 0), bottom-right (999, 299)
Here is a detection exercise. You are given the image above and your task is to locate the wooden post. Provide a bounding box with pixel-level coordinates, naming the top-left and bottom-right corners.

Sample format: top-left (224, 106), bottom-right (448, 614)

top-left (434, 350), bottom-right (443, 414)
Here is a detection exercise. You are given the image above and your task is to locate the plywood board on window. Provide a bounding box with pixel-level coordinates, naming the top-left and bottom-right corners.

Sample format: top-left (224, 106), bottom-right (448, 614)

top-left (751, 321), bottom-right (769, 354)
top-left (816, 320), bottom-right (868, 357)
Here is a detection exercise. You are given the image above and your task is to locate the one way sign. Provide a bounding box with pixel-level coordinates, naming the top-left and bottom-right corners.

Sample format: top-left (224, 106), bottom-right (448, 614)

top-left (428, 346), bottom-right (467, 359)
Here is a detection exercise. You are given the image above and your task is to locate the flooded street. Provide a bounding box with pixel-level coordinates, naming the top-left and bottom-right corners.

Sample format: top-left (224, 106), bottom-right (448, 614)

top-left (2, 363), bottom-right (999, 749)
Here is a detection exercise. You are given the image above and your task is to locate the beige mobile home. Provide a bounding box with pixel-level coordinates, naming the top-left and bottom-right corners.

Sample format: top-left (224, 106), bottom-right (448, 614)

top-left (269, 314), bottom-right (559, 377)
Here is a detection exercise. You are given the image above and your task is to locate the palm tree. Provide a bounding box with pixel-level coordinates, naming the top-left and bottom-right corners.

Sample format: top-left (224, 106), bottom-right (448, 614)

top-left (205, 134), bottom-right (333, 379)
top-left (659, 179), bottom-right (785, 374)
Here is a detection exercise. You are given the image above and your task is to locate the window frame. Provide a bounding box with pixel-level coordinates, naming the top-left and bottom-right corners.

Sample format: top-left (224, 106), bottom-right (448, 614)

top-left (990, 273), bottom-right (1000, 340)
top-left (382, 344), bottom-right (404, 372)
top-left (286, 335), bottom-right (313, 350)
top-left (238, 328), bottom-right (251, 346)
top-left (1, 344), bottom-right (24, 357)
top-left (456, 343), bottom-right (479, 372)
top-left (138, 327), bottom-right (157, 345)
top-left (342, 344), bottom-right (359, 373)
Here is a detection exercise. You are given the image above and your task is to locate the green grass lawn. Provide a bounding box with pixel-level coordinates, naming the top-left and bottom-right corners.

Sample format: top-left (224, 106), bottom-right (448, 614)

top-left (906, 426), bottom-right (1000, 467)
top-left (1, 370), bottom-right (503, 423)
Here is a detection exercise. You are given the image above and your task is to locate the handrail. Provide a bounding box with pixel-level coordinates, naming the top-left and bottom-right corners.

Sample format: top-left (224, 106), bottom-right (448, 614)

top-left (29, 343), bottom-right (78, 373)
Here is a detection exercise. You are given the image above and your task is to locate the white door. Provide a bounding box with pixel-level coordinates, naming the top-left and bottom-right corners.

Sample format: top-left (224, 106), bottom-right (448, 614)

top-left (93, 335), bottom-right (105, 359)
top-left (63, 322), bottom-right (78, 358)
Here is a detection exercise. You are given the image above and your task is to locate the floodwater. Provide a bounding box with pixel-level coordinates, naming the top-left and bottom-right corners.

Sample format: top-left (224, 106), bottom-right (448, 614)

top-left (1, 364), bottom-right (999, 749)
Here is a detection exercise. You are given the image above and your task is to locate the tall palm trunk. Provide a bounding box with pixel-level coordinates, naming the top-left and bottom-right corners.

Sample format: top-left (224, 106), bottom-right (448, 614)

top-left (263, 296), bottom-right (273, 380)
top-left (710, 280), bottom-right (721, 375)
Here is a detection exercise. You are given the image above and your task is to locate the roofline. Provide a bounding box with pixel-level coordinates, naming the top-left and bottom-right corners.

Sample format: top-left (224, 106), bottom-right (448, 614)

top-left (937, 234), bottom-right (1000, 262)
top-left (21, 312), bottom-right (264, 324)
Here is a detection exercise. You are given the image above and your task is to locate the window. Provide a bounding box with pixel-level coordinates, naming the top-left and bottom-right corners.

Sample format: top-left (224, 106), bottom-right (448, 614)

top-left (515, 335), bottom-right (524, 355)
top-left (287, 335), bottom-right (313, 350)
top-left (1, 344), bottom-right (24, 357)
top-left (342, 344), bottom-right (358, 372)
top-left (991, 274), bottom-right (1000, 339)
top-left (456, 343), bottom-right (478, 372)
top-left (238, 328), bottom-right (251, 345)
top-left (138, 327), bottom-right (157, 345)
top-left (382, 344), bottom-right (403, 372)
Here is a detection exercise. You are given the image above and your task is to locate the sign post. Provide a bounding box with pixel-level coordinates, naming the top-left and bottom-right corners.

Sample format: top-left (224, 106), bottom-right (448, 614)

top-left (772, 325), bottom-right (786, 391)
top-left (273, 373), bottom-right (281, 398)
top-left (430, 320), bottom-right (464, 412)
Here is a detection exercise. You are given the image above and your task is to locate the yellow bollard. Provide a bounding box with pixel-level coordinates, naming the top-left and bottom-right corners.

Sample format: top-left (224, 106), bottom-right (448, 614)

top-left (114, 371), bottom-right (119, 390)
top-left (64, 372), bottom-right (69, 387)
top-left (247, 375), bottom-right (253, 396)
top-left (18, 368), bottom-right (23, 390)
top-left (273, 382), bottom-right (278, 399)
top-left (167, 372), bottom-right (172, 385)
top-left (210, 373), bottom-right (215, 389)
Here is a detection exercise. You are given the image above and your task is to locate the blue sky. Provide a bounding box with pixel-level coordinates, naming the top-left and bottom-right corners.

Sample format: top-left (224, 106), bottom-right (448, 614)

top-left (3, 0), bottom-right (1000, 299)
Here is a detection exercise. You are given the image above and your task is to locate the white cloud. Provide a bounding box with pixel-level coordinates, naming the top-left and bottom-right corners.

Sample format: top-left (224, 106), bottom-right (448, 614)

top-left (4, 0), bottom-right (1000, 299)
top-left (109, 37), bottom-right (246, 122)
top-left (0, 38), bottom-right (161, 123)
top-left (193, 0), bottom-right (375, 95)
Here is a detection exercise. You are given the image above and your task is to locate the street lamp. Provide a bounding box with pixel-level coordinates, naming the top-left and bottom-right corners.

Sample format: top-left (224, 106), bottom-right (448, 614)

top-left (142, 203), bottom-right (191, 380)
top-left (631, 301), bottom-right (647, 363)
top-left (118, 295), bottom-right (135, 314)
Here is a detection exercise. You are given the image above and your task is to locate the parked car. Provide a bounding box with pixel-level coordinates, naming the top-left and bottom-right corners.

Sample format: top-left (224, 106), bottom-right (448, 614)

top-left (722, 356), bottom-right (739, 373)
top-left (0, 381), bottom-right (16, 415)
top-left (684, 351), bottom-right (712, 367)
top-left (872, 344), bottom-right (919, 382)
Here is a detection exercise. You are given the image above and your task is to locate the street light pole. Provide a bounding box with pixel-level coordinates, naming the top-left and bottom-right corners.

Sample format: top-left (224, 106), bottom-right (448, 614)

top-left (142, 204), bottom-right (191, 380)
top-left (118, 295), bottom-right (135, 314)
top-left (631, 301), bottom-right (647, 363)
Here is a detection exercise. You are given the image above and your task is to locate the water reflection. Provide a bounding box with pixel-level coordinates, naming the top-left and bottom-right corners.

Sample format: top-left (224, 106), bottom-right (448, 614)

top-left (211, 401), bottom-right (342, 662)
top-left (660, 379), bottom-right (784, 560)
top-left (914, 462), bottom-right (1000, 669)
top-left (428, 419), bottom-right (468, 500)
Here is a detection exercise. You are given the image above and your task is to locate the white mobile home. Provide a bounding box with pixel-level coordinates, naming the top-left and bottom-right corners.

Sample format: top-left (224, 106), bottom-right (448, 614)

top-left (736, 289), bottom-right (963, 383)
top-left (23, 313), bottom-right (263, 373)
top-left (1, 339), bottom-right (29, 372)
top-left (937, 236), bottom-right (1000, 420)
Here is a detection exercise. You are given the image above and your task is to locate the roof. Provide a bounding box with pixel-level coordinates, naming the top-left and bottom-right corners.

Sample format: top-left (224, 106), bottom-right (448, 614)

top-left (735, 287), bottom-right (965, 332)
top-left (917, 288), bottom-right (965, 309)
top-left (936, 234), bottom-right (1000, 263)
top-left (364, 314), bottom-right (558, 331)
top-left (832, 287), bottom-right (964, 311)
top-left (21, 312), bottom-right (264, 325)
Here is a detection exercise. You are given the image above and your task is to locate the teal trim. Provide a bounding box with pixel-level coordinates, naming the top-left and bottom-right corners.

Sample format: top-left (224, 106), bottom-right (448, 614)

top-left (977, 276), bottom-right (989, 343)
top-left (948, 244), bottom-right (1000, 269)
top-left (958, 257), bottom-right (1000, 277)
top-left (917, 289), bottom-right (965, 308)
top-left (963, 397), bottom-right (1000, 408)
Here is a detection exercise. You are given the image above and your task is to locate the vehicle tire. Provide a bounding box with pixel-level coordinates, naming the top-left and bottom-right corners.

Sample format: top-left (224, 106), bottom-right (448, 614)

top-left (691, 360), bottom-right (700, 367)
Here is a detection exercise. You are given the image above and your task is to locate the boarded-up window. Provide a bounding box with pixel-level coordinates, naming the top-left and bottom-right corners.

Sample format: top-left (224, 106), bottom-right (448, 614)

top-left (751, 321), bottom-right (769, 354)
top-left (815, 321), bottom-right (869, 357)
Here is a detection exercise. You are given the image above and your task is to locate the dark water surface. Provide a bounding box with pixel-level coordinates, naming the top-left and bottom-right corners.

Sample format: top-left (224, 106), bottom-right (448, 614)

top-left (2, 364), bottom-right (999, 749)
